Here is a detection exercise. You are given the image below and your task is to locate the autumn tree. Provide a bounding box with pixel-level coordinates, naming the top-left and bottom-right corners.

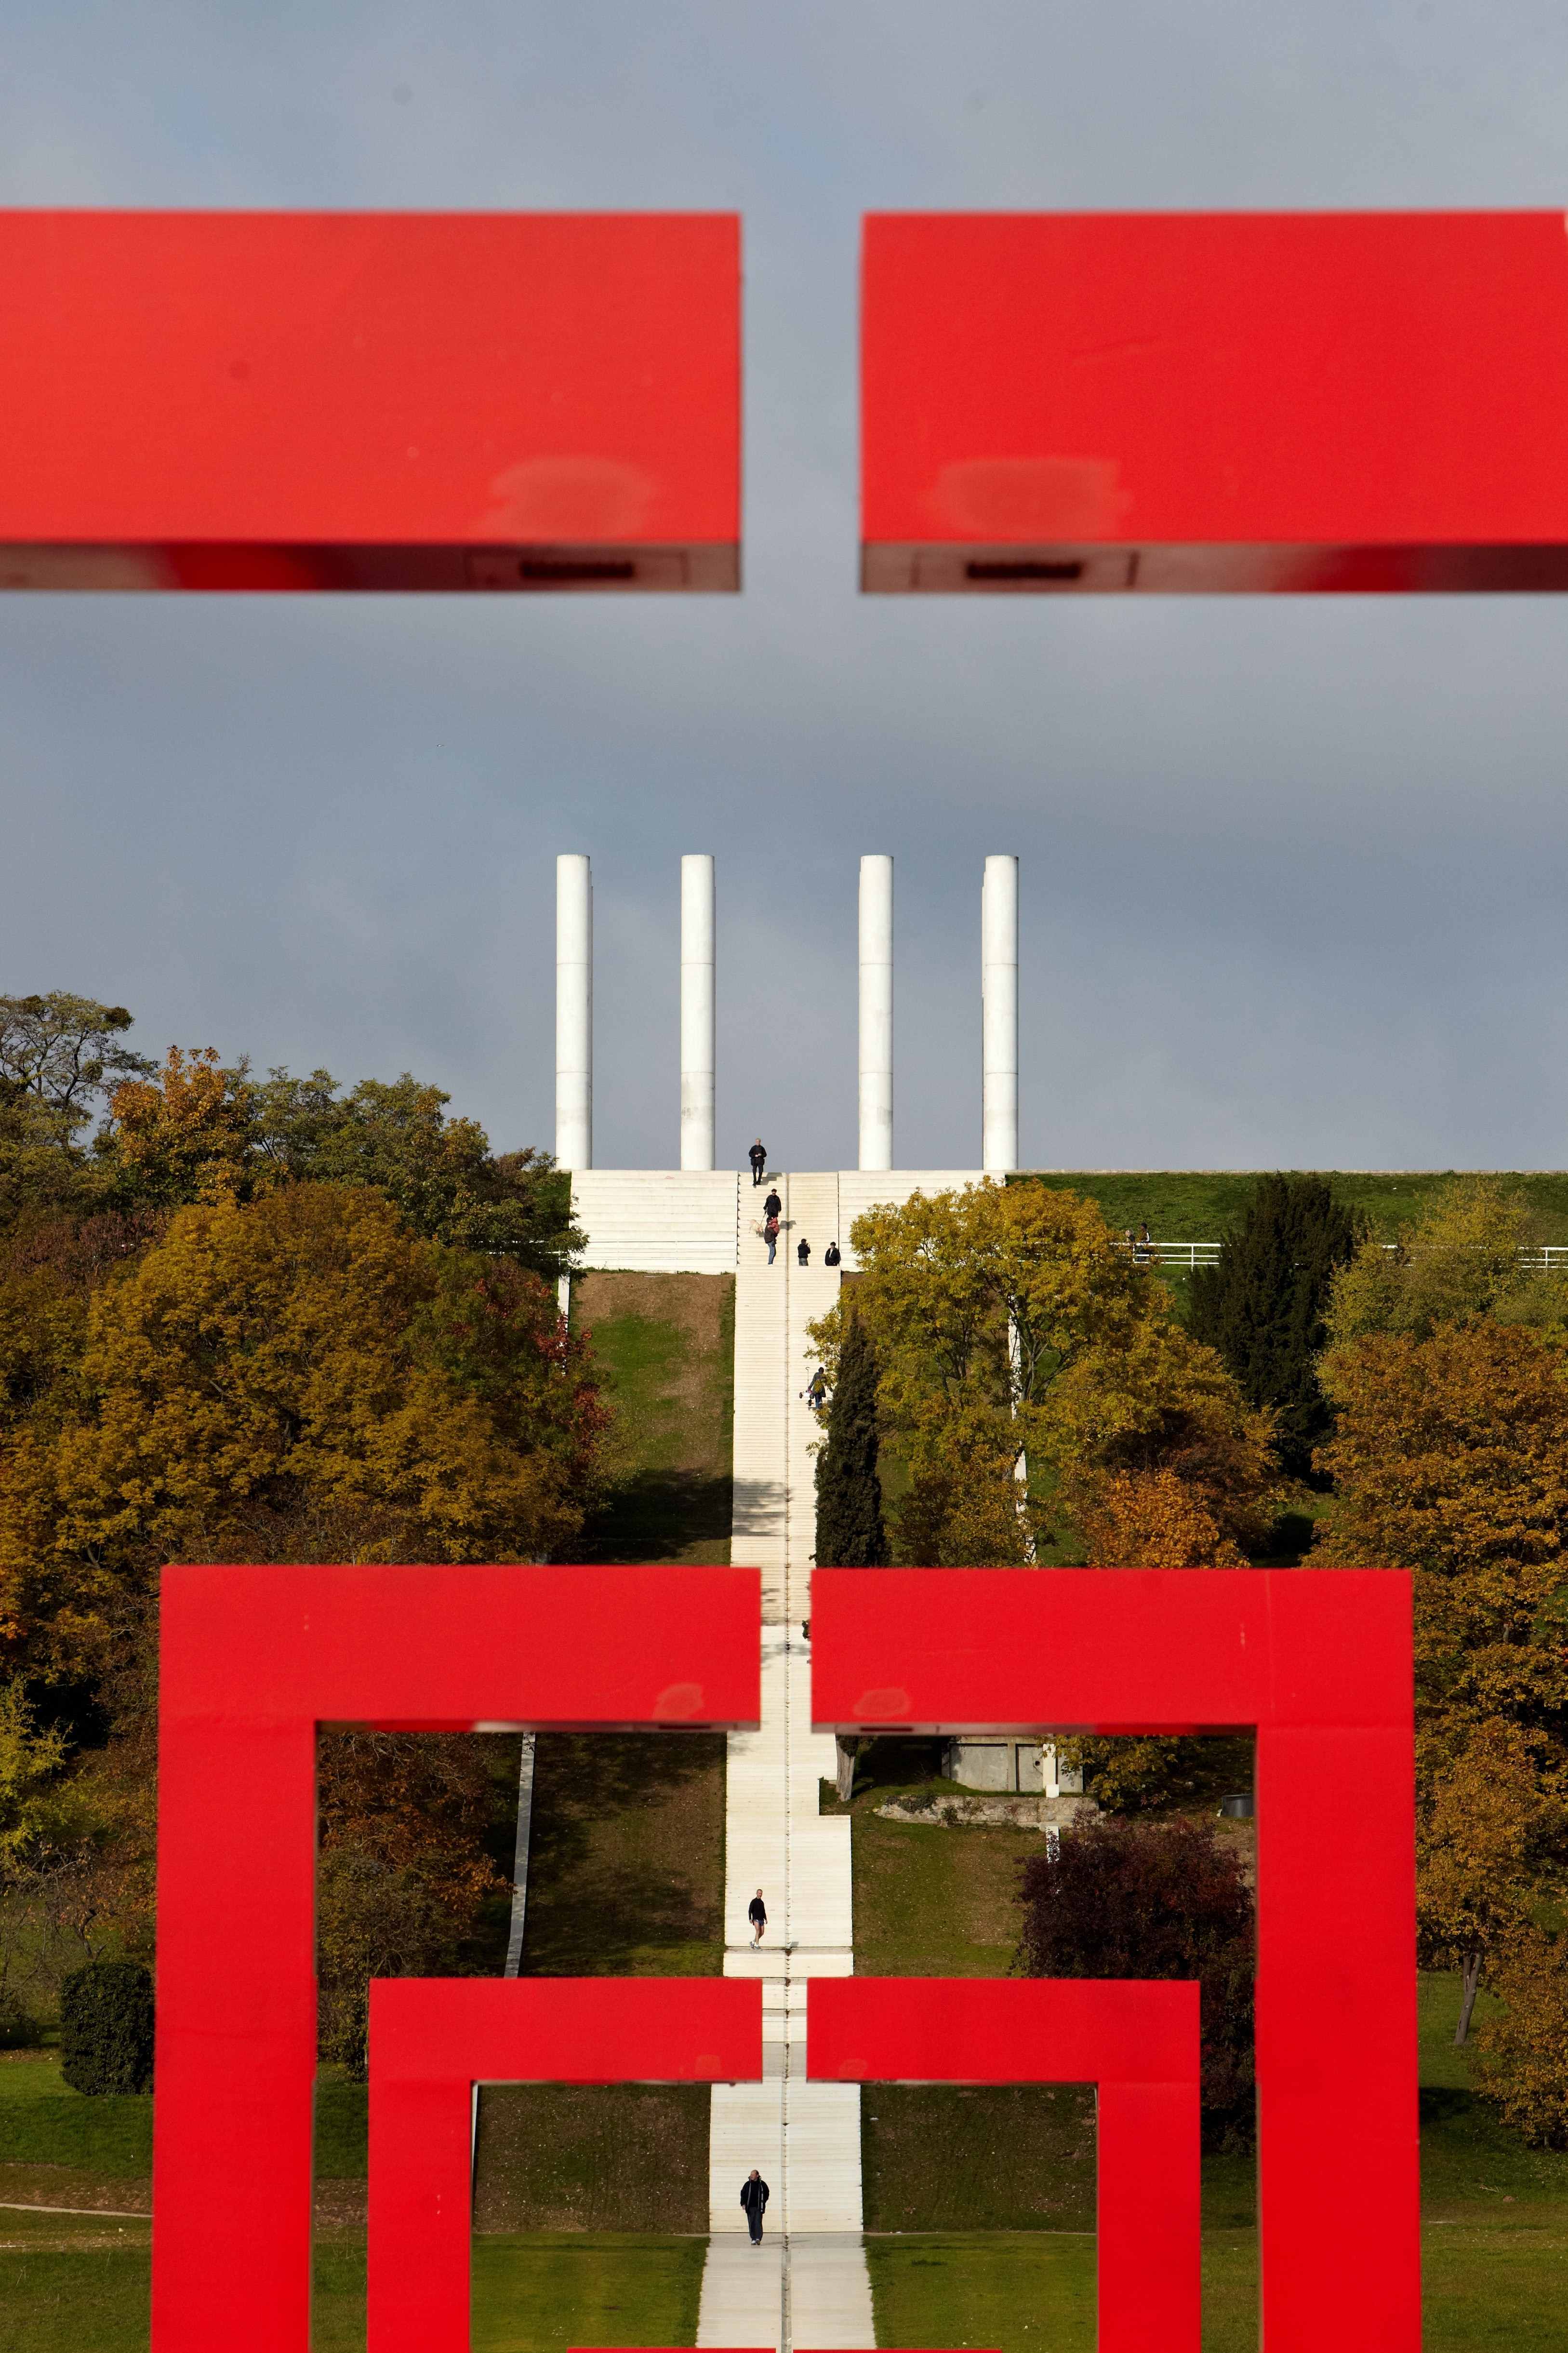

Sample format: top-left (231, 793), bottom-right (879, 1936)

top-left (1189, 1173), bottom-right (1361, 1476)
top-left (316, 1728), bottom-right (512, 2074)
top-left (0, 995), bottom-right (153, 1243)
top-left (1316, 1320), bottom-right (1568, 1760)
top-left (1418, 1721), bottom-right (1568, 2045)
top-left (809, 1180), bottom-right (1273, 1568)
top-left (100, 1054), bottom-right (581, 1277)
top-left (1316, 1291), bottom-right (1568, 2138)
top-left (1472, 1926), bottom-right (1568, 2146)
top-left (0, 995), bottom-right (151, 1143)
top-left (0, 1182), bottom-right (607, 1680)
top-left (1325, 1176), bottom-right (1568, 1349)
top-left (1018, 1816), bottom-right (1255, 2138)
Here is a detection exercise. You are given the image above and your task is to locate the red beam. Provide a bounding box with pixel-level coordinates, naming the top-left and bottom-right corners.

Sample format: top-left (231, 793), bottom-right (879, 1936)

top-left (863, 211), bottom-right (1568, 592)
top-left (0, 211), bottom-right (739, 590)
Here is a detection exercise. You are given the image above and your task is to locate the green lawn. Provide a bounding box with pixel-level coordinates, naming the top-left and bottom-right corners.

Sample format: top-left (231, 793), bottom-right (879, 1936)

top-left (0, 2222), bottom-right (705, 2353)
top-left (847, 1743), bottom-right (1039, 1979)
top-left (869, 2219), bottom-right (1568, 2353)
top-left (471, 2233), bottom-right (707, 2351)
top-left (0, 2060), bottom-right (149, 2177)
top-left (573, 1272), bottom-right (734, 1564)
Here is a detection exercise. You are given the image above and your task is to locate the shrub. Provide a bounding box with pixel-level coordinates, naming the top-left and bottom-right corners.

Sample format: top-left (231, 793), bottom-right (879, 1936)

top-left (1017, 1814), bottom-right (1255, 2137)
top-left (59, 1958), bottom-right (154, 2094)
top-left (0, 1991), bottom-right (40, 2049)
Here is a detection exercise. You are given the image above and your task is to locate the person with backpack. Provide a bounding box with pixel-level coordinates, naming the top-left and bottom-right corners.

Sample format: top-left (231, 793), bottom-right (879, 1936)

top-left (764, 1213), bottom-right (780, 1265)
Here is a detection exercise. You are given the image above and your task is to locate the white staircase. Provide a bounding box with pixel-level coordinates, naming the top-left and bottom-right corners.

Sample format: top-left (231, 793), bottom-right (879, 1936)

top-left (571, 1168), bottom-right (740, 1273)
top-left (698, 1173), bottom-right (875, 2353)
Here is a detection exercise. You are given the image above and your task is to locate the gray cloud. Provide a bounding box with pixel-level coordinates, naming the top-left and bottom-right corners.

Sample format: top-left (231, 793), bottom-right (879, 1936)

top-left (4, 3), bottom-right (1568, 1173)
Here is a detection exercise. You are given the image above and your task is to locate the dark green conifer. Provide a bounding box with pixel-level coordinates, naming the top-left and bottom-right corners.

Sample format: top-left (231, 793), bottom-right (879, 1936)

top-left (814, 1310), bottom-right (889, 1568)
top-left (1189, 1172), bottom-right (1361, 1478)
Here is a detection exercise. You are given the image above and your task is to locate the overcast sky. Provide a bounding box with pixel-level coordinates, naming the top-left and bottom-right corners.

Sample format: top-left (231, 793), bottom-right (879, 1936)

top-left (6, 3), bottom-right (1568, 1176)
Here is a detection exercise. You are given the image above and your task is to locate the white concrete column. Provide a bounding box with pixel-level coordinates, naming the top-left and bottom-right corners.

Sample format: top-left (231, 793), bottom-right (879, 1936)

top-left (858, 854), bottom-right (893, 1172)
top-left (982, 854), bottom-right (1018, 1173)
top-left (555, 853), bottom-right (592, 1171)
top-left (680, 853), bottom-right (716, 1171)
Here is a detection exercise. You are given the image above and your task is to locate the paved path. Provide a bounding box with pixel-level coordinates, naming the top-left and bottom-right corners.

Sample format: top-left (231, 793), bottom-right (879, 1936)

top-left (696, 1173), bottom-right (875, 2353)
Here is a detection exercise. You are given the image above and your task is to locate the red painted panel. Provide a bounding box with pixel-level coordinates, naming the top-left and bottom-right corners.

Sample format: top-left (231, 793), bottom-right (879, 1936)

top-left (811, 1977), bottom-right (1200, 2353)
top-left (0, 211), bottom-right (739, 589)
top-left (152, 1564), bottom-right (758, 2353)
top-left (811, 1569), bottom-right (1420, 2353)
top-left (370, 1979), bottom-right (761, 2353)
top-left (863, 212), bottom-right (1568, 591)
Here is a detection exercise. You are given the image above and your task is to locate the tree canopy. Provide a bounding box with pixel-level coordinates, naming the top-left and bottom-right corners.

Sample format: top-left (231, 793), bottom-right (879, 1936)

top-left (1315, 1178), bottom-right (1568, 2135)
top-left (0, 1182), bottom-right (606, 1681)
top-left (809, 1179), bottom-right (1273, 1566)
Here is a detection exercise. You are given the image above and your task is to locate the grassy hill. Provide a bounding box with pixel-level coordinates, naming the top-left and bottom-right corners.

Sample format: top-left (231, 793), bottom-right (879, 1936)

top-left (1013, 1168), bottom-right (1568, 1242)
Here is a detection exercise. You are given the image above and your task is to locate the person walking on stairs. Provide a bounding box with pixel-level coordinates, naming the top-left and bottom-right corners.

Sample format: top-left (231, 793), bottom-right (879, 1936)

top-left (749, 1139), bottom-right (768, 1185)
top-left (748, 1888), bottom-right (767, 1946)
top-left (762, 1185), bottom-right (782, 1222)
top-left (764, 1213), bottom-right (780, 1265)
top-left (797, 1236), bottom-right (811, 1266)
top-left (740, 2169), bottom-right (770, 2246)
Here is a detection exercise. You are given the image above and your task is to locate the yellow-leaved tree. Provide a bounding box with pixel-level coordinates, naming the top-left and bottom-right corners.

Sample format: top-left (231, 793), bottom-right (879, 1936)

top-left (809, 1178), bottom-right (1273, 1569)
top-left (0, 1180), bottom-right (608, 1679)
top-left (1316, 1187), bottom-right (1568, 2132)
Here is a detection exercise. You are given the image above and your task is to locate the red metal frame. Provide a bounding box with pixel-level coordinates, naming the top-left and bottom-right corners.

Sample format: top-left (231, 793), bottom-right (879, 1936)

top-left (369, 1977), bottom-right (762, 2353)
top-left (811, 1977), bottom-right (1200, 2353)
top-left (811, 1568), bottom-right (1420, 2353)
top-left (0, 211), bottom-right (740, 591)
top-left (863, 211), bottom-right (1568, 592)
top-left (152, 1563), bottom-right (759, 2353)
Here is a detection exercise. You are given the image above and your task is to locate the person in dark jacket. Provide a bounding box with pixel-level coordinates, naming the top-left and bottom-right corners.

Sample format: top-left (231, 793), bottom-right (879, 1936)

top-left (797, 1236), bottom-right (811, 1266)
top-left (749, 1140), bottom-right (768, 1186)
top-left (764, 1215), bottom-right (780, 1265)
top-left (824, 1241), bottom-right (841, 1267)
top-left (763, 1187), bottom-right (783, 1222)
top-left (748, 1888), bottom-right (767, 1946)
top-left (740, 2169), bottom-right (770, 2245)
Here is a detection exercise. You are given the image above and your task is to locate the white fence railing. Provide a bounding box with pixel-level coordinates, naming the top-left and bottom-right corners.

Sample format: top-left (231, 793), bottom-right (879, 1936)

top-left (1138, 1242), bottom-right (1568, 1273)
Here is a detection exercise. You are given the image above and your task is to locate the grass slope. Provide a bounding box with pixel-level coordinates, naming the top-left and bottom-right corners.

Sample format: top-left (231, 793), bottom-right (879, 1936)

top-left (474, 2087), bottom-right (710, 2233)
top-left (518, 1732), bottom-right (725, 1980)
top-left (574, 1272), bottom-right (734, 1564)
